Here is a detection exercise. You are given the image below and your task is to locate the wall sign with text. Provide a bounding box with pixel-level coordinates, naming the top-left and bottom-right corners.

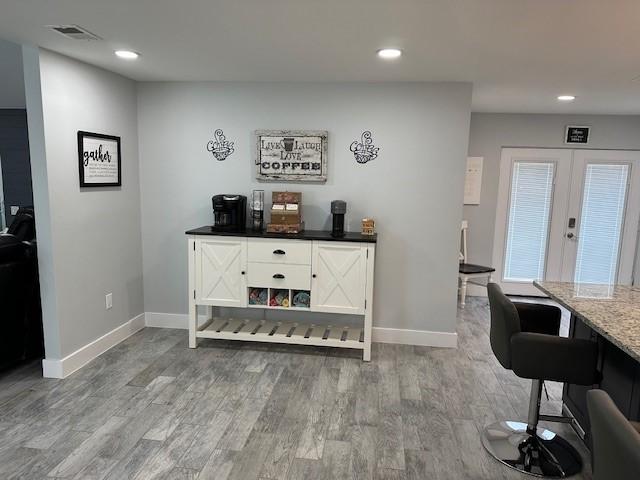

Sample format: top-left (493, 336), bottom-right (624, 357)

top-left (254, 130), bottom-right (328, 183)
top-left (77, 131), bottom-right (121, 187)
top-left (565, 125), bottom-right (590, 144)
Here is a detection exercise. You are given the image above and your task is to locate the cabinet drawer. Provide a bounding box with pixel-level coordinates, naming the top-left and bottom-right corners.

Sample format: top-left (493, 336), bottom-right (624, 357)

top-left (247, 262), bottom-right (311, 290)
top-left (248, 238), bottom-right (312, 265)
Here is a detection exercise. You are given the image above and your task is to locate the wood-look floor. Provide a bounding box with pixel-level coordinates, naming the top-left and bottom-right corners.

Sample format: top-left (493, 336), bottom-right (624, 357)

top-left (0, 298), bottom-right (592, 479)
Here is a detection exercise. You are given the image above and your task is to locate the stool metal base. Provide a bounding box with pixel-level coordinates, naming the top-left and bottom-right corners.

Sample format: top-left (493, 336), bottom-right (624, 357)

top-left (482, 421), bottom-right (582, 478)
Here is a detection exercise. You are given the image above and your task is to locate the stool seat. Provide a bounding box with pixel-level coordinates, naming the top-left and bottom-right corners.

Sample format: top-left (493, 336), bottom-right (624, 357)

top-left (459, 263), bottom-right (495, 274)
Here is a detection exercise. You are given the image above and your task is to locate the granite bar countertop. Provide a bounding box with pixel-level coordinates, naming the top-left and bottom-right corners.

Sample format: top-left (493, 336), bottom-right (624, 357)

top-left (534, 281), bottom-right (640, 363)
top-left (185, 225), bottom-right (377, 243)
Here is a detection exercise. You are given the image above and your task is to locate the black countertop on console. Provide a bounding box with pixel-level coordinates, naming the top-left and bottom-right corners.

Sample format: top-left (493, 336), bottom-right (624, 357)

top-left (185, 225), bottom-right (377, 243)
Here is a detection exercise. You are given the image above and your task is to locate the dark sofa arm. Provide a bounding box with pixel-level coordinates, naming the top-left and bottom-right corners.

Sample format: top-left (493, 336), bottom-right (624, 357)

top-left (513, 302), bottom-right (561, 336)
top-left (511, 332), bottom-right (599, 385)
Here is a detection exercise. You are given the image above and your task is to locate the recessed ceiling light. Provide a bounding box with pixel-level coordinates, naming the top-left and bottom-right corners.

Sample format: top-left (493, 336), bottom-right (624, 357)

top-left (114, 50), bottom-right (140, 60)
top-left (377, 48), bottom-right (402, 59)
top-left (557, 95), bottom-right (576, 102)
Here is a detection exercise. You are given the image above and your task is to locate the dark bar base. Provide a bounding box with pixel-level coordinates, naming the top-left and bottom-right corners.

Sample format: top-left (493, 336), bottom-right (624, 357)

top-left (563, 313), bottom-right (640, 447)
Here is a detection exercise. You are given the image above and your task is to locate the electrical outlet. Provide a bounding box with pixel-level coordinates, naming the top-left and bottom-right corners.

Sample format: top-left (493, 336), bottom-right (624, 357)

top-left (105, 293), bottom-right (113, 310)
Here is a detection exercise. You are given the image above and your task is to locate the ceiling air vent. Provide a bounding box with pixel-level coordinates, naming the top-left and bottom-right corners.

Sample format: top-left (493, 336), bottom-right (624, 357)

top-left (48, 25), bottom-right (102, 41)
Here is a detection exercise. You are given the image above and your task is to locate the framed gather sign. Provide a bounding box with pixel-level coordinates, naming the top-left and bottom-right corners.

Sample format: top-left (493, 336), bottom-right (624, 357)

top-left (255, 130), bottom-right (328, 183)
top-left (77, 131), bottom-right (121, 187)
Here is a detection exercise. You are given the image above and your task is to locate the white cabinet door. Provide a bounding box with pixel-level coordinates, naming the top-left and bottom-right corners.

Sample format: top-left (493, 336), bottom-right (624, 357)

top-left (311, 242), bottom-right (366, 314)
top-left (195, 238), bottom-right (247, 306)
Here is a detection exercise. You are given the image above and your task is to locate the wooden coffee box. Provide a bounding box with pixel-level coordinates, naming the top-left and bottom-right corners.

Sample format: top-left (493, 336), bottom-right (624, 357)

top-left (268, 191), bottom-right (303, 232)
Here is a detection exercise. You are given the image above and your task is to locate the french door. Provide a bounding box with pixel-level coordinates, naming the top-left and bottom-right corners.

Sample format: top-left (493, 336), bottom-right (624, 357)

top-left (494, 148), bottom-right (640, 295)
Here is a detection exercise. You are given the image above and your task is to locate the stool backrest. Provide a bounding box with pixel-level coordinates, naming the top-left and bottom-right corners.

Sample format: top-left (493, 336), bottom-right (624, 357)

top-left (487, 282), bottom-right (521, 369)
top-left (587, 389), bottom-right (640, 480)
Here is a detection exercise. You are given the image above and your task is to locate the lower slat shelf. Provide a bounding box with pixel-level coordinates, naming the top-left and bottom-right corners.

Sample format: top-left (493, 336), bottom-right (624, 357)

top-left (195, 317), bottom-right (364, 350)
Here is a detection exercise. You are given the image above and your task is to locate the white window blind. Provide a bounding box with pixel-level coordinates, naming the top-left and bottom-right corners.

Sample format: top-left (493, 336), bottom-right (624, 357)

top-left (575, 163), bottom-right (629, 284)
top-left (503, 162), bottom-right (555, 282)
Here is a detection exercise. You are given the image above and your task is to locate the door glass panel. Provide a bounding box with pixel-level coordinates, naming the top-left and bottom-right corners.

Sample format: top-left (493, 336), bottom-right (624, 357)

top-left (574, 163), bottom-right (629, 284)
top-left (503, 162), bottom-right (555, 282)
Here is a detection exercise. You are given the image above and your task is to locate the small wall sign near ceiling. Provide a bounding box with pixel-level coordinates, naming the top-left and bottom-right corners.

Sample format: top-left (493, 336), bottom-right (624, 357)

top-left (565, 125), bottom-right (590, 144)
top-left (350, 131), bottom-right (379, 164)
top-left (206, 129), bottom-right (234, 161)
top-left (77, 131), bottom-right (121, 187)
top-left (255, 130), bottom-right (328, 183)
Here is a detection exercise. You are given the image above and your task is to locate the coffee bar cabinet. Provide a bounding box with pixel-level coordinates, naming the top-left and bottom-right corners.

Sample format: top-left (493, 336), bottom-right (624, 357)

top-left (195, 238), bottom-right (247, 307)
top-left (186, 227), bottom-right (377, 360)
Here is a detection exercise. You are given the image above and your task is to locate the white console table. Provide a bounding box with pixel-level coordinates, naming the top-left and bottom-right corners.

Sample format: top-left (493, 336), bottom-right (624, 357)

top-left (186, 227), bottom-right (377, 360)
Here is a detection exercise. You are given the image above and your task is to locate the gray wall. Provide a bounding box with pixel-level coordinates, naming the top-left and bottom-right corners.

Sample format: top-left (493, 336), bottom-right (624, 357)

top-left (23, 45), bottom-right (61, 358)
top-left (0, 38), bottom-right (30, 227)
top-left (138, 82), bottom-right (472, 333)
top-left (25, 49), bottom-right (144, 358)
top-left (0, 109), bottom-right (32, 225)
top-left (465, 113), bottom-right (640, 269)
top-left (0, 38), bottom-right (25, 108)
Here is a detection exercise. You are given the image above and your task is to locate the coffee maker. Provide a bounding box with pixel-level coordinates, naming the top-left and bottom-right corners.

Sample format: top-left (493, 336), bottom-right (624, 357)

top-left (331, 200), bottom-right (346, 237)
top-left (212, 195), bottom-right (247, 232)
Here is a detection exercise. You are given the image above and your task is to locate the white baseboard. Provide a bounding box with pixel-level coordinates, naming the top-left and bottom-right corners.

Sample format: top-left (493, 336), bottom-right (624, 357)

top-left (145, 312), bottom-right (189, 329)
top-left (372, 327), bottom-right (457, 348)
top-left (42, 313), bottom-right (146, 379)
top-left (145, 312), bottom-right (211, 329)
top-left (144, 312), bottom-right (457, 349)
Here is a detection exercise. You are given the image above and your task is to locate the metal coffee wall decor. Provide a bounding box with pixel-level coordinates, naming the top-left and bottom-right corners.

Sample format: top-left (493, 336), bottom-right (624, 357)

top-left (206, 129), bottom-right (234, 161)
top-left (255, 130), bottom-right (328, 183)
top-left (350, 130), bottom-right (379, 164)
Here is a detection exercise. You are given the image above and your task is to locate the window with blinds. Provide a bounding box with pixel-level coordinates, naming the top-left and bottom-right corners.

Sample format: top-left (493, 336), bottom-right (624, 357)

top-left (503, 162), bottom-right (555, 282)
top-left (574, 163), bottom-right (629, 284)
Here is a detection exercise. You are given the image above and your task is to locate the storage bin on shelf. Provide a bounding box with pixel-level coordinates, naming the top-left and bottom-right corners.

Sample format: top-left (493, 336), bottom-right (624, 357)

top-left (269, 288), bottom-right (289, 307)
top-left (291, 290), bottom-right (311, 308)
top-left (248, 287), bottom-right (268, 306)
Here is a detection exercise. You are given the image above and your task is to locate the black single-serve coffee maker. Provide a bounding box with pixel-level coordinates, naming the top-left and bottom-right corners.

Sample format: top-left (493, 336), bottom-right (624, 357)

top-left (212, 195), bottom-right (247, 232)
top-left (331, 200), bottom-right (346, 237)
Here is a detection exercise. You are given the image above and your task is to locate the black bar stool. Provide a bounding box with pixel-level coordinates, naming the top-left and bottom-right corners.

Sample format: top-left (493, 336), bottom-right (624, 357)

top-left (482, 283), bottom-right (599, 478)
top-left (587, 389), bottom-right (640, 480)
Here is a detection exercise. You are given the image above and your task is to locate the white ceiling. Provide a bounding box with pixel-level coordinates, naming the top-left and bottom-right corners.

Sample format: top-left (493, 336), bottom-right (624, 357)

top-left (1, 0), bottom-right (639, 114)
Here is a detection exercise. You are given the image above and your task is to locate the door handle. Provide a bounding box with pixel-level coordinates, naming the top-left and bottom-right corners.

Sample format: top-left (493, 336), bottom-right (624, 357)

top-left (566, 233), bottom-right (575, 239)
top-left (273, 273), bottom-right (285, 279)
top-left (273, 249), bottom-right (286, 255)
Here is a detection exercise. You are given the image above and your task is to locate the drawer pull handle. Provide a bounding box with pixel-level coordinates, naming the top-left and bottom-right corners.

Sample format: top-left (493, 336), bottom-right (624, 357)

top-left (241, 271), bottom-right (245, 275)
top-left (273, 249), bottom-right (286, 255)
top-left (273, 273), bottom-right (285, 279)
